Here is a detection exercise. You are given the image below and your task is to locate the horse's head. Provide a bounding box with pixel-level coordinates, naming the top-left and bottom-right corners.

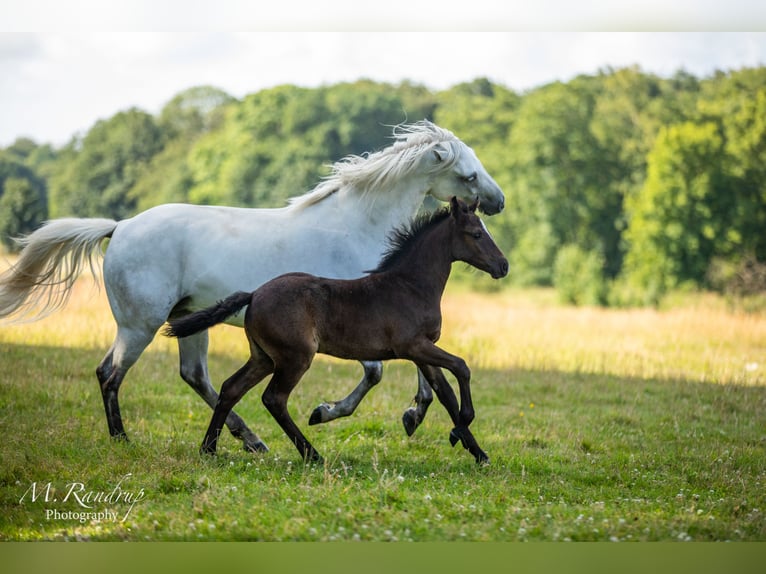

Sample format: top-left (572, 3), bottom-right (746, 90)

top-left (448, 196), bottom-right (508, 279)
top-left (428, 139), bottom-right (505, 216)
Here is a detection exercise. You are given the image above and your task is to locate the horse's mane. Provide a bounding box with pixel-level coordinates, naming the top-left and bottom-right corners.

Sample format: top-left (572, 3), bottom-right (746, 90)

top-left (286, 121), bottom-right (461, 211)
top-left (366, 205), bottom-right (452, 274)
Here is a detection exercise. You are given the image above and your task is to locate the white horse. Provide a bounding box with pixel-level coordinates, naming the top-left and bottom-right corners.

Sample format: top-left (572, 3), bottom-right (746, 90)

top-left (0, 121), bottom-right (505, 452)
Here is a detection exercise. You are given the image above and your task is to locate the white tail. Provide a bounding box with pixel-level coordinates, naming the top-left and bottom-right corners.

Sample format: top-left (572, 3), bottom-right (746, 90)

top-left (0, 218), bottom-right (118, 322)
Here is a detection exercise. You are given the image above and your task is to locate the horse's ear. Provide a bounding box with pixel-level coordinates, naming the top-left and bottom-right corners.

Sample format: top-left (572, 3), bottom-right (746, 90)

top-left (450, 196), bottom-right (461, 217)
top-left (450, 196), bottom-right (471, 219)
top-left (433, 148), bottom-right (445, 163)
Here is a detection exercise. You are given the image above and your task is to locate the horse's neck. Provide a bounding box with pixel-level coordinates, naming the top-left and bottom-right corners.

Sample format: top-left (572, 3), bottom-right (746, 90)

top-left (332, 174), bottom-right (431, 235)
top-left (390, 221), bottom-right (454, 303)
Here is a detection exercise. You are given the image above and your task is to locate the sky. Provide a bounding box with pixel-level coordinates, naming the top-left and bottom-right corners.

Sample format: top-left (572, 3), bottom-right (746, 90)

top-left (1, 2), bottom-right (766, 147)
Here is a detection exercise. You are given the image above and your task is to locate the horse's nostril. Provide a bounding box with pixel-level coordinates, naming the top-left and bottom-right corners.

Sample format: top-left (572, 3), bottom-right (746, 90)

top-left (500, 259), bottom-right (509, 277)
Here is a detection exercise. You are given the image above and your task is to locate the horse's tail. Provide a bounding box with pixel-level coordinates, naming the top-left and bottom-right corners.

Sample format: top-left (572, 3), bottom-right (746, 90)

top-left (0, 217), bottom-right (118, 322)
top-left (163, 292), bottom-right (253, 339)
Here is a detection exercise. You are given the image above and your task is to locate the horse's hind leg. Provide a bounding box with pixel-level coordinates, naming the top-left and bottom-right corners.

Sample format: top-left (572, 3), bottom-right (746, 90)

top-left (95, 326), bottom-right (154, 440)
top-left (308, 360), bottom-right (383, 425)
top-left (96, 346), bottom-right (126, 439)
top-left (263, 357), bottom-right (322, 463)
top-left (401, 367), bottom-right (434, 436)
top-left (201, 350), bottom-right (274, 455)
top-left (178, 331), bottom-right (269, 453)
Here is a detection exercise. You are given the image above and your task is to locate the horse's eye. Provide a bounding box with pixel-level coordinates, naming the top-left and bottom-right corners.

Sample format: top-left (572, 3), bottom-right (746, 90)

top-left (463, 172), bottom-right (477, 184)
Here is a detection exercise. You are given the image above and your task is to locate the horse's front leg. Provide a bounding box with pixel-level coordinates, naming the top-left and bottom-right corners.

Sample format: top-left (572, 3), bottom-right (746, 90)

top-left (406, 341), bottom-right (475, 427)
top-left (401, 367), bottom-right (434, 436)
top-left (309, 361), bottom-right (383, 425)
top-left (416, 363), bottom-right (488, 465)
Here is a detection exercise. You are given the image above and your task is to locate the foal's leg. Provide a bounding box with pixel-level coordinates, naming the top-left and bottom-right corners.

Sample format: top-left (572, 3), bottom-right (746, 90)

top-left (200, 353), bottom-right (274, 455)
top-left (417, 363), bottom-right (488, 465)
top-left (310, 361), bottom-right (434, 435)
top-left (178, 331), bottom-right (269, 453)
top-left (308, 360), bottom-right (383, 425)
top-left (262, 357), bottom-right (322, 463)
top-left (405, 340), bottom-right (475, 428)
top-left (401, 367), bottom-right (434, 436)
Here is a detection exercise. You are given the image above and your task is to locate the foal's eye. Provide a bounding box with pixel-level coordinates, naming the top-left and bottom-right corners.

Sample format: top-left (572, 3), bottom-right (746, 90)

top-left (472, 231), bottom-right (483, 240)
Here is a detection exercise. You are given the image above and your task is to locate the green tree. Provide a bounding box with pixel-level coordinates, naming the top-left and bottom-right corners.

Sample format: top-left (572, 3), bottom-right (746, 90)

top-left (698, 69), bottom-right (766, 260)
top-left (0, 153), bottom-right (47, 251)
top-left (504, 78), bottom-right (616, 285)
top-left (49, 108), bottom-right (164, 218)
top-left (621, 122), bottom-right (729, 301)
top-left (130, 87), bottom-right (236, 211)
top-left (185, 81), bottom-right (434, 208)
top-left (158, 85), bottom-right (234, 139)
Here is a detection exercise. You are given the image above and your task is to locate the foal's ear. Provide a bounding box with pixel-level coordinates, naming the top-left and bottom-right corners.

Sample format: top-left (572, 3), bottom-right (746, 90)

top-left (450, 196), bottom-right (475, 218)
top-left (469, 197), bottom-right (480, 212)
top-left (450, 195), bottom-right (464, 217)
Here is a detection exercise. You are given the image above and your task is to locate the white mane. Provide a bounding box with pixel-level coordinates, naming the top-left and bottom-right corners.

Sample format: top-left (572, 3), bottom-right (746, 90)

top-left (287, 121), bottom-right (462, 211)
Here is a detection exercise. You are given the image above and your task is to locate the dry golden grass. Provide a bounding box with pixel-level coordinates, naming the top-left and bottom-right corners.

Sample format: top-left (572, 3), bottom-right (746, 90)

top-left (442, 287), bottom-right (764, 386)
top-left (2, 252), bottom-right (763, 389)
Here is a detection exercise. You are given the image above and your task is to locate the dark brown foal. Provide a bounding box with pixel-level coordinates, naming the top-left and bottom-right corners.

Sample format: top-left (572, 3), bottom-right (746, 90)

top-left (165, 196), bottom-right (508, 464)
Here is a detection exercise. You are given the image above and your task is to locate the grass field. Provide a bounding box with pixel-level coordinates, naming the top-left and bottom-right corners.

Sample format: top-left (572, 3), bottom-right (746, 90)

top-left (0, 268), bottom-right (764, 541)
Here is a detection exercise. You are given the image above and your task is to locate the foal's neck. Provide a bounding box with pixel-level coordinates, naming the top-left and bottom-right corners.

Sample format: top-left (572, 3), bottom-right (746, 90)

top-left (389, 220), bottom-right (454, 302)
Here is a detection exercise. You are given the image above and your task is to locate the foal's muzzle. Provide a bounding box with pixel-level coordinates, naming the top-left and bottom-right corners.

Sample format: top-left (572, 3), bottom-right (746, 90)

top-left (491, 258), bottom-right (509, 279)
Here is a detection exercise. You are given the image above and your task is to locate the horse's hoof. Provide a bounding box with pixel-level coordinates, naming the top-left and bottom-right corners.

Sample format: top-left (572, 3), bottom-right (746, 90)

top-left (449, 428), bottom-right (461, 447)
top-left (309, 403), bottom-right (333, 425)
top-left (243, 440), bottom-right (269, 454)
top-left (402, 408), bottom-right (418, 437)
top-left (475, 451), bottom-right (490, 466)
top-left (304, 451), bottom-right (324, 465)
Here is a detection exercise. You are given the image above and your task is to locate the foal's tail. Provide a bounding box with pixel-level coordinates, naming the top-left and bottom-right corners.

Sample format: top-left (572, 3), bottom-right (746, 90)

top-left (0, 218), bottom-right (118, 322)
top-left (163, 291), bottom-right (253, 339)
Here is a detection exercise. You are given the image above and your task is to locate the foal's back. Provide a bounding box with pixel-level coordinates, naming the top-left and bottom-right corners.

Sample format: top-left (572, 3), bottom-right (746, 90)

top-left (247, 271), bottom-right (441, 364)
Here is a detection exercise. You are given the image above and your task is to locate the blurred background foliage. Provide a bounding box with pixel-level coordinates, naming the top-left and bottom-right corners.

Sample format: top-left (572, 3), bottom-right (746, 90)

top-left (2, 67), bottom-right (765, 307)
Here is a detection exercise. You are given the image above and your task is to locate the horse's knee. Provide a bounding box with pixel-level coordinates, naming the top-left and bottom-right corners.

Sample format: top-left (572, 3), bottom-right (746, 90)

top-left (180, 362), bottom-right (209, 390)
top-left (363, 361), bottom-right (383, 385)
top-left (454, 359), bottom-right (471, 384)
top-left (261, 388), bottom-right (283, 415)
top-left (96, 354), bottom-right (114, 385)
top-left (418, 384), bottom-right (434, 406)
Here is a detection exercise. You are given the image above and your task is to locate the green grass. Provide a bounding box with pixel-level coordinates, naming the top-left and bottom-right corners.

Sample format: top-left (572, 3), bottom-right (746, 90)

top-left (0, 278), bottom-right (764, 541)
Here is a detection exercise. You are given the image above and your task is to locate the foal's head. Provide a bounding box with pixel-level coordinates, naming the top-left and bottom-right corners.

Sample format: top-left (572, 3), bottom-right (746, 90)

top-left (448, 196), bottom-right (509, 279)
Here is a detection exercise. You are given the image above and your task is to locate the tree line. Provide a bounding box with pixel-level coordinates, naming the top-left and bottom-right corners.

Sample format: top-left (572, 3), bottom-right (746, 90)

top-left (2, 68), bottom-right (765, 307)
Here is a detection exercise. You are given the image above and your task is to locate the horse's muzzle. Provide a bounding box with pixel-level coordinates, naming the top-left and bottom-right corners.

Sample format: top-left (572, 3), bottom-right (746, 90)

top-left (479, 196), bottom-right (504, 216)
top-left (491, 258), bottom-right (509, 279)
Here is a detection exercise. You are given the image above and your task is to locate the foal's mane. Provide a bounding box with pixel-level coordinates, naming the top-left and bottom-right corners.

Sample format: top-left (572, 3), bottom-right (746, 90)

top-left (366, 206), bottom-right (452, 274)
top-left (286, 121), bottom-right (461, 211)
